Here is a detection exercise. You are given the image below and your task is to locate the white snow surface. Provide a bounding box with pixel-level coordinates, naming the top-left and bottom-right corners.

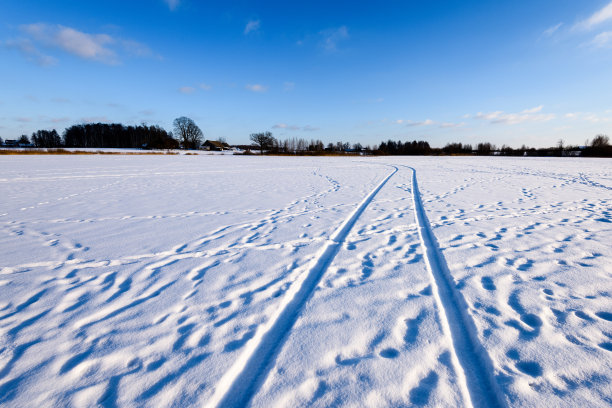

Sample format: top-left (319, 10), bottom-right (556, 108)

top-left (0, 155), bottom-right (611, 407)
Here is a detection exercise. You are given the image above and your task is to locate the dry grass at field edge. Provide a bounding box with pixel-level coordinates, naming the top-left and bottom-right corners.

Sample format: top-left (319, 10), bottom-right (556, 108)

top-left (0, 149), bottom-right (179, 155)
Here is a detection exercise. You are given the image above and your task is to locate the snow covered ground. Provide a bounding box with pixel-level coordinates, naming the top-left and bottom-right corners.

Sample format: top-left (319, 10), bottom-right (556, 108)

top-left (0, 155), bottom-right (610, 407)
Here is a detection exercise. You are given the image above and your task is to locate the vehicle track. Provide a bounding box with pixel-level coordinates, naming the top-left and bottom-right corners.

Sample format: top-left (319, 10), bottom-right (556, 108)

top-left (407, 166), bottom-right (507, 408)
top-left (204, 166), bottom-right (398, 408)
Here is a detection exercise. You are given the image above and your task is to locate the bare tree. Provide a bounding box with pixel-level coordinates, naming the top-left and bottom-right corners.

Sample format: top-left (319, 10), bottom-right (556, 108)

top-left (173, 117), bottom-right (203, 149)
top-left (32, 129), bottom-right (62, 148)
top-left (591, 134), bottom-right (610, 148)
top-left (557, 139), bottom-right (565, 150)
top-left (249, 131), bottom-right (275, 154)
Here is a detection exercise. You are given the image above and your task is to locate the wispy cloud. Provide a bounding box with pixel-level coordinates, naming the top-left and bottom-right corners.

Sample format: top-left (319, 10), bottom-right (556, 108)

top-left (395, 119), bottom-right (435, 127)
top-left (4, 38), bottom-right (57, 66)
top-left (81, 116), bottom-right (111, 123)
top-left (122, 39), bottom-right (155, 58)
top-left (564, 111), bottom-right (611, 123)
top-left (591, 31), bottom-right (612, 47)
top-left (178, 83), bottom-right (212, 93)
top-left (575, 1), bottom-right (612, 30)
top-left (320, 26), bottom-right (349, 52)
top-left (8, 23), bottom-right (155, 65)
top-left (272, 123), bottom-right (319, 131)
top-left (244, 20), bottom-right (261, 35)
top-left (273, 123), bottom-right (300, 130)
top-left (283, 82), bottom-right (295, 92)
top-left (245, 84), bottom-right (268, 92)
top-left (472, 106), bottom-right (555, 125)
top-left (179, 86), bottom-right (196, 94)
top-left (439, 122), bottom-right (465, 129)
top-left (542, 23), bottom-right (563, 37)
top-left (21, 23), bottom-right (117, 64)
top-left (15, 114), bottom-right (71, 124)
top-left (164, 0), bottom-right (180, 11)
top-left (50, 117), bottom-right (70, 123)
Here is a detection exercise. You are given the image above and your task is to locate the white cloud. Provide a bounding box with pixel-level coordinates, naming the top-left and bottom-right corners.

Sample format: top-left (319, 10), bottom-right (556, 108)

top-left (273, 123), bottom-right (300, 130)
top-left (22, 23), bottom-right (117, 64)
top-left (575, 1), bottom-right (612, 30)
top-left (244, 20), bottom-right (261, 35)
top-left (272, 124), bottom-right (319, 131)
top-left (591, 31), bottom-right (612, 47)
top-left (473, 106), bottom-right (555, 125)
top-left (522, 106), bottom-right (543, 114)
top-left (584, 113), bottom-right (610, 122)
top-left (283, 82), bottom-right (295, 91)
top-left (245, 84), bottom-right (268, 92)
top-left (50, 117), bottom-right (70, 123)
top-left (81, 116), bottom-right (111, 123)
top-left (121, 39), bottom-right (154, 58)
top-left (4, 38), bottom-right (57, 66)
top-left (542, 23), bottom-right (563, 37)
top-left (395, 119), bottom-right (435, 127)
top-left (164, 0), bottom-right (180, 11)
top-left (439, 122), bottom-right (465, 129)
top-left (320, 26), bottom-right (349, 52)
top-left (178, 84), bottom-right (211, 93)
top-left (11, 23), bottom-right (155, 65)
top-left (564, 111), bottom-right (611, 123)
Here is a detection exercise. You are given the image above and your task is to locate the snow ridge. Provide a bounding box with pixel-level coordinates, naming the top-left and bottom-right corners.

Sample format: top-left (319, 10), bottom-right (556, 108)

top-left (205, 166), bottom-right (398, 408)
top-left (408, 166), bottom-right (507, 408)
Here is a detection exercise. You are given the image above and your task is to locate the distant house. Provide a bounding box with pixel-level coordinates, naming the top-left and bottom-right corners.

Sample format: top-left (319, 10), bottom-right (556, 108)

top-left (202, 140), bottom-right (231, 151)
top-left (3, 140), bottom-right (18, 147)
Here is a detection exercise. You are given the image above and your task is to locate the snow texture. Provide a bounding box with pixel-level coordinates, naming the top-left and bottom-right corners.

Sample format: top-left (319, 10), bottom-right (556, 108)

top-left (0, 155), bottom-right (611, 407)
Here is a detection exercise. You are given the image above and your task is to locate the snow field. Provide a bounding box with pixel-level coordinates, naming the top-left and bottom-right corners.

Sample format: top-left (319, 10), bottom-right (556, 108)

top-left (412, 157), bottom-right (612, 407)
top-left (0, 155), bottom-right (611, 407)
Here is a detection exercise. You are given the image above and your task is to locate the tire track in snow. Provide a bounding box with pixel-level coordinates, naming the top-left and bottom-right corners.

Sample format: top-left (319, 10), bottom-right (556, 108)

top-left (205, 166), bottom-right (398, 408)
top-left (407, 166), bottom-right (507, 408)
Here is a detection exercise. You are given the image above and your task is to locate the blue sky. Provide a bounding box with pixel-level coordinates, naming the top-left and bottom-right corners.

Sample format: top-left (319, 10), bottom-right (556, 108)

top-left (1, 0), bottom-right (612, 147)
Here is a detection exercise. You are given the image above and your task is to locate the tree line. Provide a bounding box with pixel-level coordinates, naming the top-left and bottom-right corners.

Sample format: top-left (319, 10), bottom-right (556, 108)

top-left (248, 132), bottom-right (361, 154)
top-left (245, 133), bottom-right (611, 157)
top-left (4, 118), bottom-right (610, 157)
top-left (436, 136), bottom-right (611, 157)
top-left (4, 117), bottom-right (206, 150)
